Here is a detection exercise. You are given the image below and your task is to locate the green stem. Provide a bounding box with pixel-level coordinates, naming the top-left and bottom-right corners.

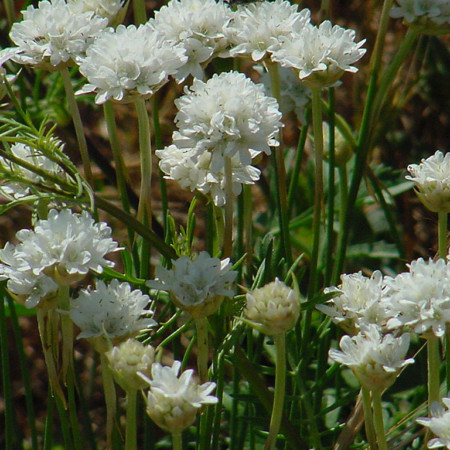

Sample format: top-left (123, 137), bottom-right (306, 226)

top-left (264, 334), bottom-right (286, 450)
top-left (172, 432), bottom-right (182, 450)
top-left (100, 353), bottom-right (117, 450)
top-left (4, 0), bottom-right (15, 28)
top-left (58, 285), bottom-right (73, 384)
top-left (195, 317), bottom-right (209, 383)
top-left (133, 0), bottom-right (147, 24)
top-left (243, 185), bottom-right (254, 278)
top-left (361, 387), bottom-right (377, 449)
top-left (268, 62), bottom-right (292, 266)
top-left (427, 335), bottom-right (440, 412)
top-left (67, 363), bottom-right (82, 450)
top-left (125, 389), bottom-right (138, 450)
top-left (438, 212), bottom-right (448, 259)
top-left (223, 155), bottom-right (234, 258)
top-left (214, 204), bottom-right (224, 253)
top-left (371, 389), bottom-right (387, 450)
top-left (60, 67), bottom-right (94, 188)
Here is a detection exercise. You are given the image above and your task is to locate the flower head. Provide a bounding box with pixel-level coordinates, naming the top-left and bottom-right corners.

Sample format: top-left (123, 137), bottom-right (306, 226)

top-left (227, 1), bottom-right (310, 62)
top-left (270, 21), bottom-right (366, 89)
top-left (0, 209), bottom-right (120, 308)
top-left (9, 0), bottom-right (108, 70)
top-left (77, 24), bottom-right (187, 104)
top-left (70, 279), bottom-right (156, 345)
top-left (317, 271), bottom-right (389, 335)
top-left (406, 151), bottom-right (450, 213)
top-left (329, 324), bottom-right (414, 390)
top-left (417, 396), bottom-right (450, 448)
top-left (106, 338), bottom-right (155, 391)
top-left (0, 48), bottom-right (19, 100)
top-left (245, 278), bottom-right (300, 336)
top-left (148, 251), bottom-right (237, 318)
top-left (141, 360), bottom-right (217, 433)
top-left (68, 0), bottom-right (128, 24)
top-left (148, 0), bottom-right (233, 82)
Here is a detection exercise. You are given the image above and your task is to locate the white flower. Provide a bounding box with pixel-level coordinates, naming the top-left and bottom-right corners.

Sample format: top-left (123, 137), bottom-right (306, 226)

top-left (390, 0), bottom-right (450, 34)
top-left (156, 142), bottom-right (261, 206)
top-left (227, 1), bottom-right (310, 62)
top-left (385, 258), bottom-right (450, 337)
top-left (172, 71), bottom-right (282, 169)
top-left (76, 24), bottom-right (187, 104)
top-left (68, 0), bottom-right (127, 24)
top-left (148, 0), bottom-right (233, 82)
top-left (0, 48), bottom-right (20, 100)
top-left (148, 251), bottom-right (237, 317)
top-left (141, 360), bottom-right (217, 433)
top-left (70, 279), bottom-right (156, 341)
top-left (406, 151), bottom-right (450, 213)
top-left (417, 396), bottom-right (450, 448)
top-left (0, 209), bottom-right (120, 308)
top-left (317, 271), bottom-right (390, 335)
top-left (245, 278), bottom-right (300, 336)
top-left (270, 21), bottom-right (366, 89)
top-left (9, 0), bottom-right (108, 70)
top-left (106, 338), bottom-right (155, 391)
top-left (329, 324), bottom-right (414, 390)
top-left (0, 141), bottom-right (67, 199)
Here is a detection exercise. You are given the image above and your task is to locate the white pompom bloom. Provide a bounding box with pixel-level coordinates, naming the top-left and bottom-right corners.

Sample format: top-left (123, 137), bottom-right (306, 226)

top-left (106, 338), bottom-right (155, 391)
top-left (406, 150), bottom-right (450, 213)
top-left (417, 396), bottom-right (450, 449)
top-left (70, 279), bottom-right (156, 343)
top-left (173, 71), bottom-right (282, 169)
top-left (270, 21), bottom-right (366, 89)
top-left (0, 141), bottom-right (67, 199)
top-left (385, 258), bottom-right (450, 338)
top-left (390, 0), bottom-right (450, 34)
top-left (140, 360), bottom-right (218, 433)
top-left (68, 0), bottom-right (127, 23)
top-left (76, 24), bottom-right (187, 104)
top-left (156, 142), bottom-right (260, 206)
top-left (245, 278), bottom-right (300, 336)
top-left (329, 324), bottom-right (415, 391)
top-left (8, 0), bottom-right (108, 70)
top-left (227, 1), bottom-right (310, 62)
top-left (0, 209), bottom-right (120, 308)
top-left (317, 271), bottom-right (390, 335)
top-left (148, 251), bottom-right (237, 318)
top-left (148, 0), bottom-right (233, 82)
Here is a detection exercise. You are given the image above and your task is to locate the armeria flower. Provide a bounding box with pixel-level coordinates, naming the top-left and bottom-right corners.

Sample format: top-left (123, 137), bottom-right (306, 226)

top-left (68, 0), bottom-right (128, 24)
top-left (406, 150), bottom-right (450, 213)
top-left (270, 21), bottom-right (366, 89)
top-left (106, 338), bottom-right (155, 391)
top-left (226, 1), bottom-right (310, 62)
top-left (156, 142), bottom-right (260, 206)
top-left (8, 0), bottom-right (108, 70)
top-left (172, 71), bottom-right (282, 169)
top-left (148, 0), bottom-right (233, 82)
top-left (245, 278), bottom-right (300, 336)
top-left (148, 251), bottom-right (237, 318)
top-left (0, 209), bottom-right (120, 308)
top-left (140, 360), bottom-right (217, 433)
top-left (384, 258), bottom-right (450, 338)
top-left (329, 324), bottom-right (415, 391)
top-left (70, 279), bottom-right (156, 344)
top-left (417, 396), bottom-right (450, 448)
top-left (317, 271), bottom-right (389, 335)
top-left (390, 0), bottom-right (450, 34)
top-left (0, 141), bottom-right (67, 199)
top-left (76, 24), bottom-right (187, 104)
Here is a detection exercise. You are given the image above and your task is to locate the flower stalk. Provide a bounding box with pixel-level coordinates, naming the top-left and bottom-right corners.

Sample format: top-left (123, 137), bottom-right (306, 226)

top-left (224, 155), bottom-right (234, 258)
top-left (361, 386), bottom-right (377, 449)
top-left (125, 389), bottom-right (138, 450)
top-left (100, 353), bottom-right (117, 449)
top-left (195, 317), bottom-right (209, 383)
top-left (371, 388), bottom-right (388, 450)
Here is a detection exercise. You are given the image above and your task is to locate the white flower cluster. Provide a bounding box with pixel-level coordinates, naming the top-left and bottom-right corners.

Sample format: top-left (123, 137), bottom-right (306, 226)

top-left (68, 0), bottom-right (127, 23)
top-left (226, 0), bottom-right (310, 62)
top-left (8, 0), bottom-right (108, 70)
top-left (70, 279), bottom-right (156, 341)
top-left (157, 71), bottom-right (282, 206)
top-left (417, 396), bottom-right (450, 449)
top-left (0, 142), bottom-right (67, 199)
top-left (391, 0), bottom-right (450, 33)
top-left (148, 0), bottom-right (232, 82)
top-left (141, 360), bottom-right (218, 433)
top-left (148, 251), bottom-right (237, 317)
top-left (0, 209), bottom-right (120, 308)
top-left (77, 24), bottom-right (187, 104)
top-left (406, 150), bottom-right (450, 213)
top-left (329, 324), bottom-right (414, 391)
